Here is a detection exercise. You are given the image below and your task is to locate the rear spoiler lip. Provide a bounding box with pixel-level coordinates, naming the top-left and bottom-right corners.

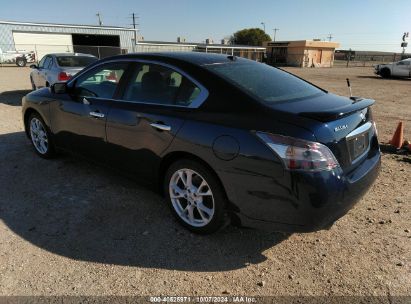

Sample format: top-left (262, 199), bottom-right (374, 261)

top-left (299, 98), bottom-right (375, 122)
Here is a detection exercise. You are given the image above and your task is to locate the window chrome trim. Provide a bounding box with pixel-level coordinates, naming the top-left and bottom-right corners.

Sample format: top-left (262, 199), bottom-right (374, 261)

top-left (67, 58), bottom-right (209, 109)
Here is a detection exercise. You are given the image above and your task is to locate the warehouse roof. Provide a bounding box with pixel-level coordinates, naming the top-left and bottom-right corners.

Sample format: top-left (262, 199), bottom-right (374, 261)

top-left (0, 20), bottom-right (135, 31)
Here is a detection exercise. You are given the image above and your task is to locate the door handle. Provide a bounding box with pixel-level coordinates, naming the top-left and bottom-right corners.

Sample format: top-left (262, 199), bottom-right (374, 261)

top-left (90, 111), bottom-right (105, 118)
top-left (150, 122), bottom-right (171, 132)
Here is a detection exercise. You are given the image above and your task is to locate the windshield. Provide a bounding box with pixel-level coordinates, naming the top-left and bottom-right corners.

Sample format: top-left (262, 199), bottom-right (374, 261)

top-left (56, 56), bottom-right (98, 67)
top-left (206, 61), bottom-right (324, 103)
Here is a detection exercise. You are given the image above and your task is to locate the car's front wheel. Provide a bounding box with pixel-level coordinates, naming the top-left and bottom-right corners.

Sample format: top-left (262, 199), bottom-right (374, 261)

top-left (164, 159), bottom-right (227, 234)
top-left (380, 68), bottom-right (391, 78)
top-left (15, 57), bottom-right (26, 67)
top-left (28, 113), bottom-right (55, 158)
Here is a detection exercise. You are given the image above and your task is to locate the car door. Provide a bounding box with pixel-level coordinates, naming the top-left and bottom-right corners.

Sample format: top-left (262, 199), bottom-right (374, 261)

top-left (393, 60), bottom-right (410, 77)
top-left (32, 56), bottom-right (47, 87)
top-left (49, 61), bottom-right (130, 162)
top-left (105, 61), bottom-right (207, 182)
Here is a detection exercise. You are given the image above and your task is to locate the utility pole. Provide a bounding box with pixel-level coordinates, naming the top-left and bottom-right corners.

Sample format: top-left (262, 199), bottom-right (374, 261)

top-left (327, 33), bottom-right (333, 41)
top-left (132, 13), bottom-right (138, 44)
top-left (401, 32), bottom-right (409, 58)
top-left (96, 12), bottom-right (103, 26)
top-left (273, 28), bottom-right (279, 42)
top-left (261, 22), bottom-right (266, 33)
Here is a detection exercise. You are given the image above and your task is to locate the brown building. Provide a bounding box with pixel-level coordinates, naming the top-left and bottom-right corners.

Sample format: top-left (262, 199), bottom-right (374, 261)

top-left (264, 40), bottom-right (340, 67)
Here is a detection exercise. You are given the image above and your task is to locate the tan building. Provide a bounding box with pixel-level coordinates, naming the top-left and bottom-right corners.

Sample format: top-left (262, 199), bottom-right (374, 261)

top-left (264, 40), bottom-right (340, 67)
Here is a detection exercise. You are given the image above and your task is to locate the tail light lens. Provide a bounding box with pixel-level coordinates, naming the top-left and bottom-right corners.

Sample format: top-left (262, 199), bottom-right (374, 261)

top-left (58, 72), bottom-right (71, 81)
top-left (256, 132), bottom-right (339, 171)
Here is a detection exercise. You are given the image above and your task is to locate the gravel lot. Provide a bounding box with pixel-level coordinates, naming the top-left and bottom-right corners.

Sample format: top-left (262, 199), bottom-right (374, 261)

top-left (0, 66), bottom-right (409, 298)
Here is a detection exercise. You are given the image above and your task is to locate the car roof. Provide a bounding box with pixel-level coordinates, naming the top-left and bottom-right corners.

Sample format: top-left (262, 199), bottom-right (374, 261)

top-left (48, 53), bottom-right (97, 58)
top-left (101, 52), bottom-right (250, 66)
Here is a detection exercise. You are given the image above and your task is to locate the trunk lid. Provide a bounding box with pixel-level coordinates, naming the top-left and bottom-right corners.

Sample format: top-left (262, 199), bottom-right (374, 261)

top-left (269, 93), bottom-right (378, 172)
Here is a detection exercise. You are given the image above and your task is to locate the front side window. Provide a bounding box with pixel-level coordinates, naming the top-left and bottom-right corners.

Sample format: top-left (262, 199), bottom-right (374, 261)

top-left (206, 61), bottom-right (324, 104)
top-left (123, 63), bottom-right (201, 106)
top-left (398, 60), bottom-right (410, 66)
top-left (38, 56), bottom-right (47, 68)
top-left (73, 63), bottom-right (127, 99)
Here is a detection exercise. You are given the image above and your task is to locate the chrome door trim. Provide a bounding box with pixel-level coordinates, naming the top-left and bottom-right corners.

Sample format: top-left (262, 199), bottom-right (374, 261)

top-left (89, 111), bottom-right (105, 118)
top-left (150, 122), bottom-right (171, 132)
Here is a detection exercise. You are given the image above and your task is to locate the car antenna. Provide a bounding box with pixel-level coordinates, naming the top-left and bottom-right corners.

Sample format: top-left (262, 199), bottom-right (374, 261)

top-left (346, 78), bottom-right (352, 97)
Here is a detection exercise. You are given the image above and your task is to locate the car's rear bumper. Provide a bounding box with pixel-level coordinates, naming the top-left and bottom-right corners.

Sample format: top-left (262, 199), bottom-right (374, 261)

top-left (230, 150), bottom-right (381, 232)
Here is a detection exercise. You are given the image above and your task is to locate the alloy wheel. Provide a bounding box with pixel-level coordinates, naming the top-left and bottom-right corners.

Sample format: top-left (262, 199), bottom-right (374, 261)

top-left (169, 168), bottom-right (215, 227)
top-left (30, 117), bottom-right (48, 154)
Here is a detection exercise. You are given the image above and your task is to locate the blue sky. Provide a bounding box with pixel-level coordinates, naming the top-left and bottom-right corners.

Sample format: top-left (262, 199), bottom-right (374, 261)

top-left (1, 0), bottom-right (410, 52)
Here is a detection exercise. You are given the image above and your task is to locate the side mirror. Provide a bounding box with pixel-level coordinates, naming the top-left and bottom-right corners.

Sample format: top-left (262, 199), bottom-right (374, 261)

top-left (51, 83), bottom-right (67, 94)
top-left (29, 64), bottom-right (38, 69)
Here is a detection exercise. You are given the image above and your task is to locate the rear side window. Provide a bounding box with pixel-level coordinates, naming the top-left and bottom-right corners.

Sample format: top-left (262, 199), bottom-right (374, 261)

top-left (57, 56), bottom-right (98, 67)
top-left (206, 61), bottom-right (324, 104)
top-left (123, 63), bottom-right (201, 106)
top-left (74, 63), bottom-right (127, 99)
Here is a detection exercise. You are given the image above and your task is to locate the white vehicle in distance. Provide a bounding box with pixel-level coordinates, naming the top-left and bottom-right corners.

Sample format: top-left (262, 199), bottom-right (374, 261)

top-left (374, 58), bottom-right (411, 78)
top-left (0, 47), bottom-right (36, 67)
top-left (30, 53), bottom-right (98, 90)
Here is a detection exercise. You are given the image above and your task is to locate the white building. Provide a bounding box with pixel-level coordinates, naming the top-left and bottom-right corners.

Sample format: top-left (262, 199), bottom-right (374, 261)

top-left (0, 20), bottom-right (136, 60)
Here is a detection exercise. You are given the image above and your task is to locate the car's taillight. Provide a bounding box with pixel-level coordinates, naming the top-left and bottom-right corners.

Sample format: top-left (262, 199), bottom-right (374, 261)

top-left (58, 72), bottom-right (70, 81)
top-left (256, 132), bottom-right (339, 171)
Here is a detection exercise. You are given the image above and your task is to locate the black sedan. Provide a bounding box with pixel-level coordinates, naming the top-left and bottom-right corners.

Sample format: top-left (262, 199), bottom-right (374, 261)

top-left (22, 52), bottom-right (381, 234)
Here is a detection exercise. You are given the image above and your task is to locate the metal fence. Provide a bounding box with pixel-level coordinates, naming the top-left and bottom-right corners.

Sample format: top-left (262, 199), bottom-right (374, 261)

top-left (1, 43), bottom-right (266, 67)
top-left (334, 52), bottom-right (411, 67)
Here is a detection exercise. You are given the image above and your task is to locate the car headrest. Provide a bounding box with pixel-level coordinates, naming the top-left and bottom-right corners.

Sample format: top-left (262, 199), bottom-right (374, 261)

top-left (141, 71), bottom-right (165, 92)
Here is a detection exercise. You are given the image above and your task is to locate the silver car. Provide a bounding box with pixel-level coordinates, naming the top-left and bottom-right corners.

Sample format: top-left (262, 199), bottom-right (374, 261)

top-left (30, 53), bottom-right (98, 90)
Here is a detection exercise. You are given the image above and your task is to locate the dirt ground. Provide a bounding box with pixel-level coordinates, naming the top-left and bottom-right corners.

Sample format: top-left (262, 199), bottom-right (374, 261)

top-left (0, 66), bottom-right (409, 298)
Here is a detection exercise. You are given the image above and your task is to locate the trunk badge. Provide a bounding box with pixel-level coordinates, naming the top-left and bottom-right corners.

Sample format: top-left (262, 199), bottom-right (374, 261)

top-left (334, 125), bottom-right (348, 132)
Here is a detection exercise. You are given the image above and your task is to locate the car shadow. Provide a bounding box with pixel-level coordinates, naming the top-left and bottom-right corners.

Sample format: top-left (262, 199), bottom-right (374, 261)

top-left (357, 75), bottom-right (411, 81)
top-left (0, 89), bottom-right (31, 106)
top-left (0, 131), bottom-right (290, 271)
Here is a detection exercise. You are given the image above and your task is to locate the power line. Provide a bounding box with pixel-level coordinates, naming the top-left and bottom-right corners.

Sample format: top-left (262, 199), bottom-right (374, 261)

top-left (327, 33), bottom-right (333, 41)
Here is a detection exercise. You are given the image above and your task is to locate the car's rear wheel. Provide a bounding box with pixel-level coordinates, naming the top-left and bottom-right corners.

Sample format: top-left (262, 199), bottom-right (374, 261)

top-left (164, 159), bottom-right (227, 234)
top-left (30, 76), bottom-right (36, 91)
top-left (380, 68), bottom-right (391, 78)
top-left (28, 113), bottom-right (55, 158)
top-left (16, 57), bottom-right (26, 67)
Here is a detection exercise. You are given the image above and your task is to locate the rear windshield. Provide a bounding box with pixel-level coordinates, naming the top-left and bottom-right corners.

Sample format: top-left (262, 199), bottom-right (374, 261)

top-left (56, 56), bottom-right (98, 67)
top-left (206, 61), bottom-right (324, 103)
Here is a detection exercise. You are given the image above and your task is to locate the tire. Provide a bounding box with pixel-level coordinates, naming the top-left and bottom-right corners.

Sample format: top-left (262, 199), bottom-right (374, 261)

top-left (164, 159), bottom-right (228, 234)
top-left (380, 68), bottom-right (391, 78)
top-left (16, 57), bottom-right (26, 67)
top-left (30, 76), bottom-right (36, 91)
top-left (28, 112), bottom-right (56, 159)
